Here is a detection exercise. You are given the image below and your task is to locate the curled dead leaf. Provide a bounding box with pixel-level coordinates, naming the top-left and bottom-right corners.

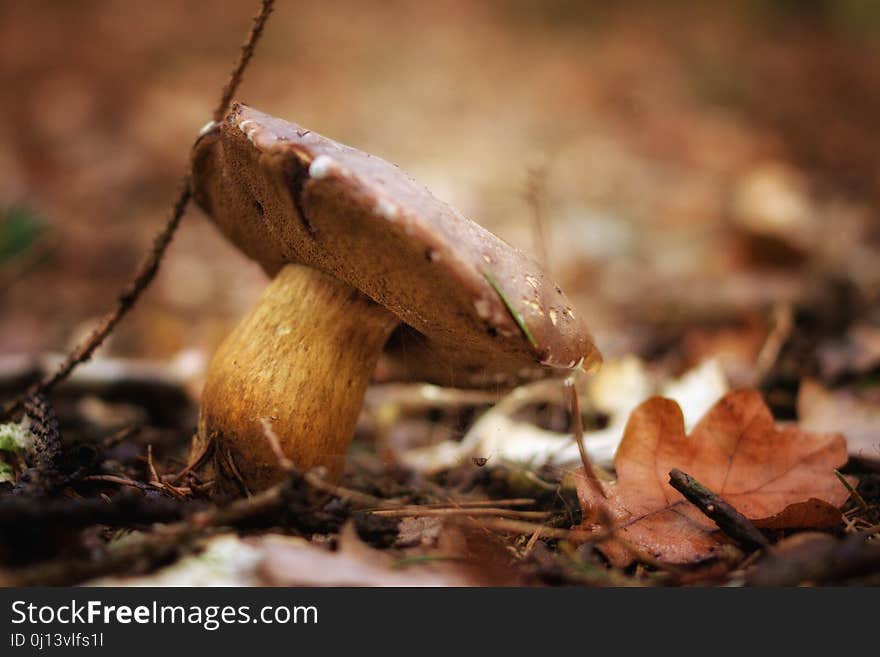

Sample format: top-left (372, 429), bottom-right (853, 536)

top-left (576, 389), bottom-right (852, 566)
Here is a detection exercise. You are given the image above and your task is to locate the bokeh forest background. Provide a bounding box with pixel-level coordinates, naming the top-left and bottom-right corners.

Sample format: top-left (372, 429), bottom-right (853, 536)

top-left (1, 0), bottom-right (880, 585)
top-left (3, 0), bottom-right (878, 381)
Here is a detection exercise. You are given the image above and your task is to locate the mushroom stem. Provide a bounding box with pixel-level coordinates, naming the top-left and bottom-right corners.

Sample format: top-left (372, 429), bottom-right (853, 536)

top-left (197, 263), bottom-right (398, 494)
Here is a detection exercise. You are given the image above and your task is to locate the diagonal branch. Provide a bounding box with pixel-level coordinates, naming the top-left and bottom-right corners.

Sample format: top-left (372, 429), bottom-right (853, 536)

top-left (214, 0), bottom-right (276, 123)
top-left (669, 468), bottom-right (770, 551)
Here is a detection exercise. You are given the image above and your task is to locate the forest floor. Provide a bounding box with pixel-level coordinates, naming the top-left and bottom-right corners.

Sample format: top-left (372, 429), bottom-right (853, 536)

top-left (0, 1), bottom-right (879, 585)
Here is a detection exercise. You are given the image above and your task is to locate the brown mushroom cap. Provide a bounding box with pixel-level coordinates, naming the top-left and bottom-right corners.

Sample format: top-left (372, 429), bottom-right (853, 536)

top-left (192, 104), bottom-right (600, 388)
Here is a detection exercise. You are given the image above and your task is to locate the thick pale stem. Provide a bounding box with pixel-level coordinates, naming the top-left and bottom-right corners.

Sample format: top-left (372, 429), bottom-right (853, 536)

top-left (197, 263), bottom-right (397, 494)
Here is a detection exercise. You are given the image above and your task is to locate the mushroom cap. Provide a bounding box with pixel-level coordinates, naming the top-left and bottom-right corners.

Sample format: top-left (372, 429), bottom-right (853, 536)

top-left (191, 104), bottom-right (600, 388)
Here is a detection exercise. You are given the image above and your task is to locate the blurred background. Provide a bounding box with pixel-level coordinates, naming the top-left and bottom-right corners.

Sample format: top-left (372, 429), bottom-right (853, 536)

top-left (1, 0), bottom-right (879, 396)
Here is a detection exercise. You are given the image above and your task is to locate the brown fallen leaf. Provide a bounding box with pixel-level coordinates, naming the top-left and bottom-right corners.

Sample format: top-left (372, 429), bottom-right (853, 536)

top-left (576, 389), bottom-right (851, 566)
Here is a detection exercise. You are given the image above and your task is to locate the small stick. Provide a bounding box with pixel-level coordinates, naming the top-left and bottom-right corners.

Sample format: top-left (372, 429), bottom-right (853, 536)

top-left (377, 498), bottom-right (536, 512)
top-left (565, 379), bottom-right (614, 529)
top-left (370, 508), bottom-right (551, 520)
top-left (146, 445), bottom-right (160, 484)
top-left (302, 470), bottom-right (389, 509)
top-left (213, 0), bottom-right (276, 123)
top-left (475, 518), bottom-right (596, 541)
top-left (259, 417), bottom-right (388, 508)
top-left (566, 381), bottom-right (604, 499)
top-left (169, 433), bottom-right (214, 484)
top-left (523, 523), bottom-right (545, 556)
top-left (82, 474), bottom-right (149, 488)
top-left (669, 468), bottom-right (769, 551)
top-left (474, 516), bottom-right (634, 553)
top-left (0, 0), bottom-right (277, 422)
top-left (835, 469), bottom-right (870, 513)
top-left (448, 498), bottom-right (536, 508)
top-left (259, 417), bottom-right (295, 470)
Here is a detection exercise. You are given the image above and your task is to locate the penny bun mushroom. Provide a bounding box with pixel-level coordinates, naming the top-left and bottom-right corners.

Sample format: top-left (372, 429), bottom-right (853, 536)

top-left (191, 104), bottom-right (600, 495)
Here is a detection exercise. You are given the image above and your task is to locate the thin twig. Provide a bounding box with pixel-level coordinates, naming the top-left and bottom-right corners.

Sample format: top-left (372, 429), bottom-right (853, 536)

top-left (82, 474), bottom-right (153, 491)
top-left (213, 0), bottom-right (276, 123)
top-left (669, 468), bottom-right (769, 551)
top-left (258, 417), bottom-right (390, 508)
top-left (565, 378), bottom-right (612, 530)
top-left (1, 0), bottom-right (276, 421)
top-left (146, 445), bottom-right (160, 484)
top-left (169, 432), bottom-right (214, 484)
top-left (259, 416), bottom-right (294, 470)
top-left (377, 498), bottom-right (536, 512)
top-left (370, 507), bottom-right (551, 520)
top-left (301, 470), bottom-right (390, 508)
top-left (220, 446), bottom-right (252, 497)
top-left (523, 523), bottom-right (545, 556)
top-left (835, 469), bottom-right (870, 513)
top-left (473, 517), bottom-right (598, 542)
top-left (566, 380), bottom-right (603, 498)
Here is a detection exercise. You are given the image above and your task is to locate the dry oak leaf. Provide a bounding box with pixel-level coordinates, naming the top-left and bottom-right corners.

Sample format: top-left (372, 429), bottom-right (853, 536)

top-left (576, 389), bottom-right (851, 566)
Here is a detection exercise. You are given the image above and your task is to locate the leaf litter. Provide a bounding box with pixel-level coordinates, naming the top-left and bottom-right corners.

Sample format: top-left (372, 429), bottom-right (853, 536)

top-left (576, 390), bottom-right (852, 566)
top-left (2, 2), bottom-right (880, 587)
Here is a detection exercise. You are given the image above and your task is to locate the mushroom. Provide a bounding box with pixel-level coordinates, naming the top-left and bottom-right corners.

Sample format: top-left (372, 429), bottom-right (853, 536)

top-left (190, 103), bottom-right (601, 495)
